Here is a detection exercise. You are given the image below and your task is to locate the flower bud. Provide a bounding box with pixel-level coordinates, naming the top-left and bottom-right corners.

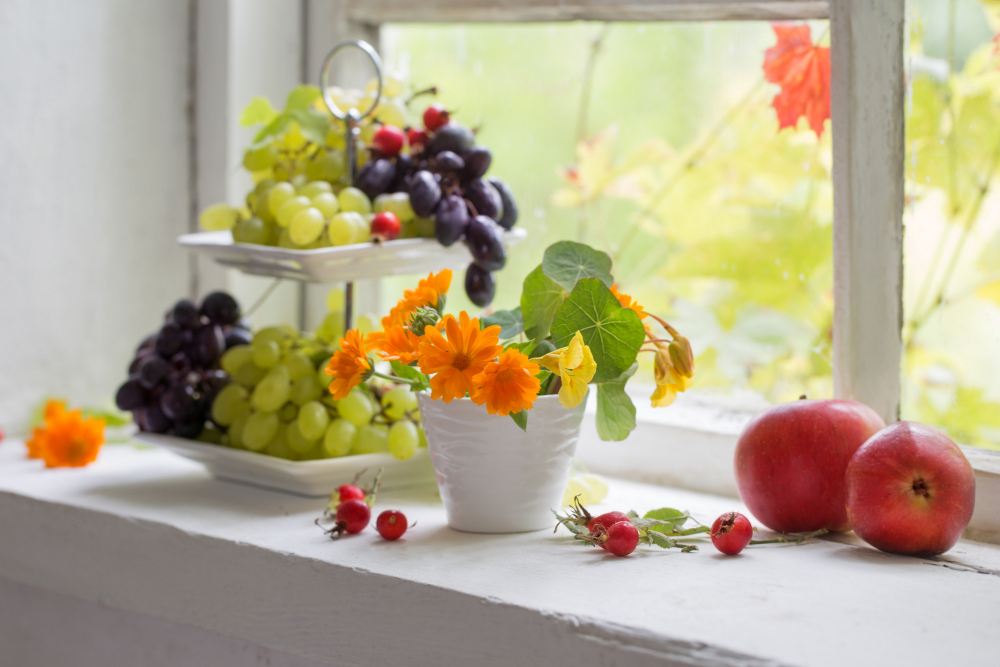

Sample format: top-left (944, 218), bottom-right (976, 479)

top-left (668, 335), bottom-right (694, 379)
top-left (407, 306), bottom-right (441, 336)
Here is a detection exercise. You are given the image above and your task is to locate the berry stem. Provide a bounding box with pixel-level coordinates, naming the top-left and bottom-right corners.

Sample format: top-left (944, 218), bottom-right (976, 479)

top-left (749, 528), bottom-right (828, 546)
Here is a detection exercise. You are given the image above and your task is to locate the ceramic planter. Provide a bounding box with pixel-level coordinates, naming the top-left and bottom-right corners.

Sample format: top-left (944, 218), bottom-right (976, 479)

top-left (417, 393), bottom-right (587, 533)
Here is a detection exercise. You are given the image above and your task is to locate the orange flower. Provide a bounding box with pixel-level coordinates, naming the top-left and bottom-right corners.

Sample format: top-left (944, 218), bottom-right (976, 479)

top-left (26, 399), bottom-right (67, 459)
top-left (610, 284), bottom-right (646, 320)
top-left (386, 269), bottom-right (453, 328)
top-left (325, 329), bottom-right (373, 400)
top-left (763, 24), bottom-right (830, 138)
top-left (370, 325), bottom-right (422, 365)
top-left (38, 407), bottom-right (105, 468)
top-left (472, 349), bottom-right (541, 416)
top-left (418, 312), bottom-right (501, 403)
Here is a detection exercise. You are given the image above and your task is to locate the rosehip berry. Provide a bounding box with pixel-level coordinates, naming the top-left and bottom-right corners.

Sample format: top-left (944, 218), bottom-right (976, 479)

top-left (407, 127), bottom-right (428, 148)
top-left (376, 510), bottom-right (408, 541)
top-left (336, 484), bottom-right (365, 505)
top-left (586, 511), bottom-right (630, 550)
top-left (371, 124), bottom-right (405, 157)
top-left (371, 211), bottom-right (401, 241)
top-left (603, 521), bottom-right (640, 557)
top-left (422, 103), bottom-right (450, 131)
top-left (335, 499), bottom-right (371, 534)
top-left (710, 512), bottom-right (754, 555)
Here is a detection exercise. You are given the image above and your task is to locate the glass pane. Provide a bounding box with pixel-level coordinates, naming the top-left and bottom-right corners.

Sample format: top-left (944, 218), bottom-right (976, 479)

top-left (382, 19), bottom-right (832, 403)
top-left (903, 0), bottom-right (1000, 449)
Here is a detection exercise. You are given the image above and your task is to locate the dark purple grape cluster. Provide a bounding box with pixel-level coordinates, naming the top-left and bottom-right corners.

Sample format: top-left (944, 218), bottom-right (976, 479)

top-left (116, 292), bottom-right (248, 438)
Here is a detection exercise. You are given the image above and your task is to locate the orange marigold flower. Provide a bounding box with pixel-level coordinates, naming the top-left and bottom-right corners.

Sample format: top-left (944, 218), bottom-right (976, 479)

top-left (471, 349), bottom-right (541, 416)
top-left (370, 325), bottom-right (422, 365)
top-left (418, 312), bottom-right (501, 403)
top-left (325, 329), bottom-right (373, 400)
top-left (386, 268), bottom-right (453, 328)
top-left (26, 399), bottom-right (67, 459)
top-left (38, 408), bottom-right (105, 468)
top-left (25, 426), bottom-right (47, 459)
top-left (610, 284), bottom-right (647, 320)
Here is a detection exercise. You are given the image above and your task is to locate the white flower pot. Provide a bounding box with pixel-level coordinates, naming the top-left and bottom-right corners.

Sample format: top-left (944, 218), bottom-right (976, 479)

top-left (417, 393), bottom-right (587, 533)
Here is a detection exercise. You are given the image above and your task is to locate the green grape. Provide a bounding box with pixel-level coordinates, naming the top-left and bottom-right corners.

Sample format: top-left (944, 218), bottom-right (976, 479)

top-left (228, 411), bottom-right (251, 448)
top-left (413, 216), bottom-right (436, 238)
top-left (277, 228), bottom-right (300, 248)
top-left (318, 150), bottom-right (346, 180)
top-left (265, 424), bottom-right (297, 459)
top-left (316, 359), bottom-right (333, 389)
top-left (235, 216), bottom-right (275, 245)
top-left (374, 99), bottom-right (407, 127)
top-left (397, 221), bottom-right (417, 239)
top-left (297, 401), bottom-right (331, 441)
top-left (221, 345), bottom-right (252, 375)
top-left (373, 192), bottom-right (415, 224)
top-left (283, 350), bottom-right (314, 381)
top-left (269, 362), bottom-right (290, 380)
top-left (299, 442), bottom-right (327, 460)
top-left (242, 411), bottom-right (278, 452)
top-left (200, 203), bottom-right (239, 231)
top-left (322, 418), bottom-right (356, 457)
top-left (231, 218), bottom-right (247, 243)
top-left (314, 312), bottom-right (345, 344)
top-left (254, 326), bottom-right (289, 346)
top-left (366, 75), bottom-right (404, 98)
top-left (243, 145), bottom-right (279, 171)
top-left (279, 403), bottom-right (299, 422)
top-left (338, 388), bottom-right (375, 427)
top-left (251, 372), bottom-right (291, 413)
top-left (196, 424), bottom-right (224, 445)
top-left (327, 212), bottom-right (362, 246)
top-left (353, 424), bottom-right (389, 455)
top-left (298, 180), bottom-right (332, 198)
top-left (311, 192), bottom-right (339, 218)
top-left (286, 419), bottom-right (319, 454)
top-left (388, 420), bottom-right (419, 460)
top-left (289, 207), bottom-right (325, 245)
top-left (235, 362), bottom-right (267, 388)
top-left (382, 385), bottom-right (419, 421)
top-left (211, 383), bottom-right (250, 426)
top-left (417, 425), bottom-right (427, 448)
top-left (338, 187), bottom-right (371, 214)
top-left (251, 339), bottom-right (281, 369)
top-left (268, 182), bottom-right (296, 215)
top-left (276, 196), bottom-right (311, 228)
top-left (291, 375), bottom-right (325, 405)
top-left (355, 215), bottom-right (372, 243)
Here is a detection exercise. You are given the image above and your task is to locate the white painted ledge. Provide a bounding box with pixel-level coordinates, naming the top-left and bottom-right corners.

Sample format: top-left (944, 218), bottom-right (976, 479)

top-left (1, 443), bottom-right (999, 666)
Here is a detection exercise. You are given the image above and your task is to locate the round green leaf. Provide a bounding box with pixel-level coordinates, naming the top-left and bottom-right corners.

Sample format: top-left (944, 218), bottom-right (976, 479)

top-left (542, 241), bottom-right (614, 292)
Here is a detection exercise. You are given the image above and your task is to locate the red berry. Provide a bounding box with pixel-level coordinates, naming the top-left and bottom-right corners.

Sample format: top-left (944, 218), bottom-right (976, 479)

top-left (603, 521), bottom-right (640, 557)
top-left (407, 127), bottom-right (428, 148)
top-left (372, 124), bottom-right (405, 156)
top-left (586, 511), bottom-right (630, 550)
top-left (423, 103), bottom-right (450, 131)
top-left (335, 499), bottom-right (371, 534)
top-left (371, 211), bottom-right (401, 241)
top-left (376, 510), bottom-right (408, 540)
top-left (710, 512), bottom-right (753, 555)
top-left (336, 484), bottom-right (365, 504)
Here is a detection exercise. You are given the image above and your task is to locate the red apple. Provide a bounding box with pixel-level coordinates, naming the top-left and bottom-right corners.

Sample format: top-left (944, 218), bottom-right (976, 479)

top-left (735, 398), bottom-right (885, 533)
top-left (845, 421), bottom-right (975, 556)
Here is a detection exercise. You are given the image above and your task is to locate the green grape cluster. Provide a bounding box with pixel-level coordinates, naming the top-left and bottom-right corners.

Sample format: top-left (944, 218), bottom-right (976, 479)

top-left (210, 325), bottom-right (425, 461)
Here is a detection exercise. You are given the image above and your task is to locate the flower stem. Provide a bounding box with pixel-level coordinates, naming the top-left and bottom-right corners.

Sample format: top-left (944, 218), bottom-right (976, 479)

top-left (372, 371), bottom-right (421, 385)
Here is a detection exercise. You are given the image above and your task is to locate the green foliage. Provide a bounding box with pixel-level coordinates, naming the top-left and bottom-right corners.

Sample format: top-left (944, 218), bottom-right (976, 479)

top-left (594, 363), bottom-right (637, 441)
top-left (481, 307), bottom-right (524, 339)
top-left (541, 241), bottom-right (614, 291)
top-left (510, 410), bottom-right (528, 432)
top-left (520, 266), bottom-right (566, 341)
top-left (389, 360), bottom-right (430, 393)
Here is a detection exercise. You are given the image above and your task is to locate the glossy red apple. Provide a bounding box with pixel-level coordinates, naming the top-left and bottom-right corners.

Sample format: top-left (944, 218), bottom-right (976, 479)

top-left (735, 398), bottom-right (885, 533)
top-left (845, 421), bottom-right (975, 556)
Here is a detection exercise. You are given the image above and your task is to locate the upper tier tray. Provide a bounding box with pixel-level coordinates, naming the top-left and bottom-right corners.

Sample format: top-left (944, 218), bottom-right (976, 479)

top-left (179, 229), bottom-right (528, 283)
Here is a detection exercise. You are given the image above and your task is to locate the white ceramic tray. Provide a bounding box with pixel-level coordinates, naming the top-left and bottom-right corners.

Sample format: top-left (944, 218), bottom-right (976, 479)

top-left (178, 229), bottom-right (528, 283)
top-left (135, 432), bottom-right (437, 497)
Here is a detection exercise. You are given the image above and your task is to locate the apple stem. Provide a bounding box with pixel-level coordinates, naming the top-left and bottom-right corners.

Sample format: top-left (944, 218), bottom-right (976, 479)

top-left (749, 528), bottom-right (828, 546)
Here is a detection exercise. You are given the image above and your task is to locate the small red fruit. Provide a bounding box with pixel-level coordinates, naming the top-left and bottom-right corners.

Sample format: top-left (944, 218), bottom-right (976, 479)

top-left (423, 103), bottom-right (450, 131)
top-left (407, 127), bottom-right (428, 148)
top-left (376, 510), bottom-right (408, 541)
top-left (372, 125), bottom-right (405, 156)
top-left (371, 211), bottom-right (401, 241)
top-left (586, 511), bottom-right (630, 533)
top-left (710, 512), bottom-right (754, 555)
top-left (335, 498), bottom-right (371, 534)
top-left (335, 484), bottom-right (365, 505)
top-left (603, 521), bottom-right (640, 557)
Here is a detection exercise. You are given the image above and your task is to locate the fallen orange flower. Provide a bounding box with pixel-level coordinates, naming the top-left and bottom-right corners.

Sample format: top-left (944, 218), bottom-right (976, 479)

top-left (38, 407), bottom-right (105, 468)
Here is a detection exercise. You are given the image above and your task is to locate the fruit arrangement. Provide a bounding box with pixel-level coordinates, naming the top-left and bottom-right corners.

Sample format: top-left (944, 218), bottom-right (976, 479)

top-left (199, 81), bottom-right (519, 307)
top-left (318, 472), bottom-right (412, 541)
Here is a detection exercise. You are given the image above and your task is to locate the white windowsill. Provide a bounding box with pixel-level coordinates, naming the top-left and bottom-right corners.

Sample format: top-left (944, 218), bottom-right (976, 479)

top-left (1, 442), bottom-right (998, 667)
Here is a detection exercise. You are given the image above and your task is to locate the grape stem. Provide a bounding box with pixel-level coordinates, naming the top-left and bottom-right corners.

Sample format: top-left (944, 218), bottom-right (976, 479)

top-left (245, 278), bottom-right (283, 317)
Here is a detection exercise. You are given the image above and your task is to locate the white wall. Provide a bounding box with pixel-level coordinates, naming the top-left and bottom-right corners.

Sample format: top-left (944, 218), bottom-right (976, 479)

top-left (0, 0), bottom-right (193, 428)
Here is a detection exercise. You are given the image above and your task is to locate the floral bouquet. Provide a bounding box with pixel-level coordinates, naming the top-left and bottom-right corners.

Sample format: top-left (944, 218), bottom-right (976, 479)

top-left (324, 241), bottom-right (693, 440)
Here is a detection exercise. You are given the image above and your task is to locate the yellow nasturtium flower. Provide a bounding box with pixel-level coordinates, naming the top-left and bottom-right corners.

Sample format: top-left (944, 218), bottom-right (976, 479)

top-left (651, 337), bottom-right (694, 407)
top-left (532, 331), bottom-right (597, 409)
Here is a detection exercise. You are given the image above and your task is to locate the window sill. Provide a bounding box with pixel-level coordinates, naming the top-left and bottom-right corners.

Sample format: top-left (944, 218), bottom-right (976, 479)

top-left (0, 442), bottom-right (998, 667)
top-left (576, 388), bottom-right (1000, 545)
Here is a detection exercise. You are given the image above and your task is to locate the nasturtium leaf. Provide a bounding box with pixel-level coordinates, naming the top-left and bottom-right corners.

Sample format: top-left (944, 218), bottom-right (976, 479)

top-left (541, 241), bottom-right (614, 292)
top-left (510, 410), bottom-right (528, 432)
top-left (482, 307), bottom-right (524, 339)
top-left (551, 278), bottom-right (645, 383)
top-left (240, 97), bottom-right (279, 127)
top-left (503, 340), bottom-right (534, 354)
top-left (595, 363), bottom-right (637, 441)
top-left (521, 265), bottom-right (566, 342)
top-left (528, 338), bottom-right (556, 359)
top-left (287, 108), bottom-right (330, 145)
top-left (285, 85), bottom-right (321, 111)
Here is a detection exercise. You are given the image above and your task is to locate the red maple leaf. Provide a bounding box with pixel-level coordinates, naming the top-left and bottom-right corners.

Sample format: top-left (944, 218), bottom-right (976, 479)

top-left (762, 24), bottom-right (831, 138)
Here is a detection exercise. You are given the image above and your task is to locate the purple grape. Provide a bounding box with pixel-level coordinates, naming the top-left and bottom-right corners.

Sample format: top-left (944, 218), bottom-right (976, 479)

top-left (465, 179), bottom-right (503, 221)
top-left (173, 419), bottom-right (204, 439)
top-left (464, 147), bottom-right (492, 179)
top-left (200, 292), bottom-right (240, 326)
top-left (115, 379), bottom-right (147, 411)
top-left (160, 382), bottom-right (198, 421)
top-left (465, 215), bottom-right (507, 271)
top-left (356, 158), bottom-right (396, 199)
top-left (465, 264), bottom-right (496, 308)
top-left (434, 195), bottom-right (470, 247)
top-left (409, 170), bottom-right (442, 217)
top-left (172, 300), bottom-right (201, 329)
top-left (143, 403), bottom-right (173, 433)
top-left (488, 177), bottom-right (519, 230)
top-left (129, 351), bottom-right (153, 375)
top-left (138, 356), bottom-right (171, 389)
top-left (191, 324), bottom-right (225, 367)
top-left (389, 154), bottom-right (413, 193)
top-left (428, 122), bottom-right (475, 155)
top-left (224, 327), bottom-right (253, 349)
top-left (155, 323), bottom-right (185, 358)
top-left (435, 150), bottom-right (465, 171)
top-left (136, 333), bottom-right (157, 354)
